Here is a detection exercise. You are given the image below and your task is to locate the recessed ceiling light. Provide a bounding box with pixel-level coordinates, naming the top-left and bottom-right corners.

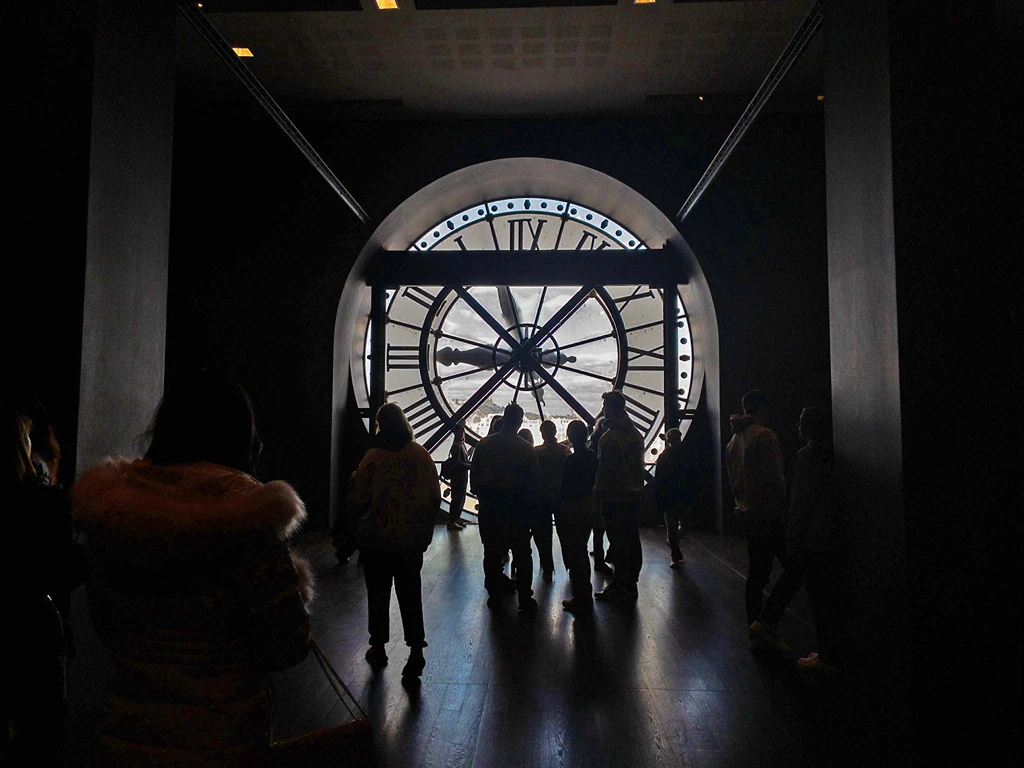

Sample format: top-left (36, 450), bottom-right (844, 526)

top-left (232, 47), bottom-right (253, 58)
top-left (634, 0), bottom-right (657, 4)
top-left (817, 94), bottom-right (825, 101)
top-left (698, 95), bottom-right (704, 101)
top-left (376, 0), bottom-right (399, 9)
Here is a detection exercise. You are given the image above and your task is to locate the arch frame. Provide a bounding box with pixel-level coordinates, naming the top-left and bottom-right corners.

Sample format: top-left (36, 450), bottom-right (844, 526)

top-left (330, 158), bottom-right (722, 529)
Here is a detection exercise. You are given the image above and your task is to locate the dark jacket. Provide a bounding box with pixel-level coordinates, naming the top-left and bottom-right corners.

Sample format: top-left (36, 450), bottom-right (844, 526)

top-left (560, 446), bottom-right (598, 504)
top-left (786, 442), bottom-right (837, 554)
top-left (593, 411), bottom-right (645, 504)
top-left (654, 441), bottom-right (689, 512)
top-left (536, 439), bottom-right (570, 501)
top-left (725, 414), bottom-right (786, 523)
top-left (73, 459), bottom-right (313, 768)
top-left (348, 440), bottom-right (440, 553)
top-left (470, 429), bottom-right (540, 514)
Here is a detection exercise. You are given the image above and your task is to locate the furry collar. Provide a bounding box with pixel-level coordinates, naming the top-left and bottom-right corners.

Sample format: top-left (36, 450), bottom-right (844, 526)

top-left (73, 459), bottom-right (306, 541)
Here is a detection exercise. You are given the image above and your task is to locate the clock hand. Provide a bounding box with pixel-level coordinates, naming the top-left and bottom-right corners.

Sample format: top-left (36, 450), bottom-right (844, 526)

top-left (497, 285), bottom-right (547, 408)
top-left (437, 346), bottom-right (575, 369)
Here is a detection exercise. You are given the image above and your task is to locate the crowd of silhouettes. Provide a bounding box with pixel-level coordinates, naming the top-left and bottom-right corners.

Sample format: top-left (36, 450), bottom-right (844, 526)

top-left (3, 373), bottom-right (842, 765)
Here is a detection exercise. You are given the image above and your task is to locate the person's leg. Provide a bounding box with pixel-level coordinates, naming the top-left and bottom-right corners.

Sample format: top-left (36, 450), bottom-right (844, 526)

top-left (760, 521), bottom-right (803, 627)
top-left (566, 514), bottom-right (594, 604)
top-left (393, 552), bottom-right (426, 649)
top-left (510, 516), bottom-right (535, 610)
top-left (744, 523), bottom-right (775, 627)
top-left (664, 505), bottom-right (681, 560)
top-left (448, 476), bottom-right (468, 526)
top-left (534, 499), bottom-right (555, 577)
top-left (478, 505), bottom-right (508, 601)
top-left (804, 550), bottom-right (842, 667)
top-left (362, 550), bottom-right (392, 660)
top-left (591, 525), bottom-right (606, 562)
top-left (620, 501), bottom-right (642, 588)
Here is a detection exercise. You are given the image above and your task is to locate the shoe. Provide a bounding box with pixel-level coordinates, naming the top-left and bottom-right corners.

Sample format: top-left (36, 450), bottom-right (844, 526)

top-left (402, 653), bottom-right (426, 679)
top-left (542, 570), bottom-right (554, 583)
top-left (456, 520), bottom-right (468, 529)
top-left (670, 551), bottom-right (683, 568)
top-left (447, 521), bottom-right (463, 531)
top-left (517, 596), bottom-right (539, 614)
top-left (562, 598), bottom-right (594, 613)
top-left (365, 646), bottom-right (388, 668)
top-left (797, 653), bottom-right (841, 675)
top-left (595, 584), bottom-right (636, 603)
top-left (749, 620), bottom-right (790, 653)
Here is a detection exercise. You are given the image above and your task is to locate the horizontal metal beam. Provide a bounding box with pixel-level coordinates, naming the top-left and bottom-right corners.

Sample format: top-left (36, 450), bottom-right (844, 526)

top-left (374, 249), bottom-right (689, 286)
top-left (676, 0), bottom-right (823, 223)
top-left (176, 1), bottom-right (369, 224)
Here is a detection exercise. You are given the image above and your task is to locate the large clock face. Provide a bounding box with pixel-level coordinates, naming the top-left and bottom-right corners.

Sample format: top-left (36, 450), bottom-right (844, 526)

top-left (359, 195), bottom-right (694, 513)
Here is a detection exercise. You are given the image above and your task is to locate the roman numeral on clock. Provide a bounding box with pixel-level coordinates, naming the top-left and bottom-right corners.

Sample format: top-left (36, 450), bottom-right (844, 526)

top-left (386, 344), bottom-right (420, 371)
top-left (507, 218), bottom-right (546, 250)
top-left (575, 232), bottom-right (612, 251)
top-left (623, 392), bottom-right (659, 433)
top-left (401, 285), bottom-right (439, 311)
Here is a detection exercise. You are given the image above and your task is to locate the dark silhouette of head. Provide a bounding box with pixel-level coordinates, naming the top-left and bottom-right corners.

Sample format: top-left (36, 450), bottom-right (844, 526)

top-left (567, 420), bottom-right (588, 448)
top-left (539, 419), bottom-right (557, 443)
top-left (665, 428), bottom-right (682, 447)
top-left (502, 402), bottom-right (525, 432)
top-left (799, 406), bottom-right (832, 445)
top-left (453, 423), bottom-right (465, 440)
top-left (741, 390), bottom-right (770, 417)
top-left (144, 371), bottom-right (260, 474)
top-left (601, 389), bottom-right (626, 416)
top-left (375, 402), bottom-right (414, 451)
top-left (488, 415), bottom-right (504, 436)
top-left (2, 400), bottom-right (35, 488)
top-left (517, 428), bottom-right (535, 445)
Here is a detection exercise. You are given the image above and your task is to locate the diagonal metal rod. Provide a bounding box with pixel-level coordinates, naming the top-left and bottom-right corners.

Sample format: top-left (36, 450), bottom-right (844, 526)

top-left (177, 1), bottom-right (369, 224)
top-left (677, 1), bottom-right (823, 223)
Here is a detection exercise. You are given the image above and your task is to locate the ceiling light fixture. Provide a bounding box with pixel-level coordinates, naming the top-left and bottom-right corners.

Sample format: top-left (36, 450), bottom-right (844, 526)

top-left (817, 94), bottom-right (824, 101)
top-left (376, 0), bottom-right (399, 9)
top-left (232, 47), bottom-right (253, 58)
top-left (634, 0), bottom-right (657, 4)
top-left (698, 95), bottom-right (704, 101)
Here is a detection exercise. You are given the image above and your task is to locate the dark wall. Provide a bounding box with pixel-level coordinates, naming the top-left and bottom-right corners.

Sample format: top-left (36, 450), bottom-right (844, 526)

top-left (825, 0), bottom-right (1020, 763)
top-left (1, 1), bottom-right (95, 482)
top-left (167, 99), bottom-right (830, 529)
top-left (888, 1), bottom-right (1020, 763)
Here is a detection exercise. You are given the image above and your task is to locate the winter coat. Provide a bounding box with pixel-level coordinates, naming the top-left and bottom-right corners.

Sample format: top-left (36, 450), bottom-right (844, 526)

top-left (654, 441), bottom-right (689, 513)
top-left (593, 411), bottom-right (645, 504)
top-left (725, 414), bottom-right (787, 523)
top-left (470, 430), bottom-right (540, 517)
top-left (786, 442), bottom-right (837, 554)
top-left (73, 459), bottom-right (313, 768)
top-left (347, 440), bottom-right (440, 553)
top-left (536, 440), bottom-right (570, 500)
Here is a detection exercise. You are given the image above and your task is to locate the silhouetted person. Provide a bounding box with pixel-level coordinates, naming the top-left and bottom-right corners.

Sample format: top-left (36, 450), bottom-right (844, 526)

top-left (725, 389), bottom-right (801, 651)
top-left (586, 414), bottom-right (611, 572)
top-left (2, 401), bottom-right (85, 764)
top-left (593, 391), bottom-right (645, 602)
top-left (73, 372), bottom-right (312, 766)
top-left (487, 415), bottom-right (503, 436)
top-left (535, 420), bottom-right (568, 582)
top-left (348, 402), bottom-right (439, 681)
top-left (445, 424), bottom-right (471, 531)
top-left (655, 428), bottom-right (690, 568)
top-left (518, 427), bottom-right (534, 445)
top-left (471, 403), bottom-right (540, 613)
top-left (788, 407), bottom-right (842, 675)
top-left (558, 420), bottom-right (599, 612)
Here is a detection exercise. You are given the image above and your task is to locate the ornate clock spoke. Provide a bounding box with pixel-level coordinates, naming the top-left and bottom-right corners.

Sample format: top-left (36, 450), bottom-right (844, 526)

top-left (559, 365), bottom-right (615, 384)
top-left (531, 286), bottom-right (547, 329)
top-left (557, 330), bottom-right (615, 353)
top-left (453, 286), bottom-right (523, 352)
top-left (438, 330), bottom-right (500, 352)
top-left (437, 364), bottom-right (493, 384)
top-left (528, 362), bottom-right (594, 425)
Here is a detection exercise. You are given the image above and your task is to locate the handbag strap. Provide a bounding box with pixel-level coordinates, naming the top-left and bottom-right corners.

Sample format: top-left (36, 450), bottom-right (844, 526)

top-left (267, 638), bottom-right (368, 746)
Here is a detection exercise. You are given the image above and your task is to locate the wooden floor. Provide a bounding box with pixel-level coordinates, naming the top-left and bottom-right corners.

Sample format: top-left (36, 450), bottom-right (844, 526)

top-left (265, 526), bottom-right (890, 768)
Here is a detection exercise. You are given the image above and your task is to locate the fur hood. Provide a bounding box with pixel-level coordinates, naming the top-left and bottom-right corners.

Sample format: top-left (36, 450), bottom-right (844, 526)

top-left (74, 459), bottom-right (307, 543)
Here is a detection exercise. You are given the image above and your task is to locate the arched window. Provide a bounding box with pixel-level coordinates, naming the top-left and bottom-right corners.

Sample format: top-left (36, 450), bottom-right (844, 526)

top-left (333, 159), bottom-right (720, 520)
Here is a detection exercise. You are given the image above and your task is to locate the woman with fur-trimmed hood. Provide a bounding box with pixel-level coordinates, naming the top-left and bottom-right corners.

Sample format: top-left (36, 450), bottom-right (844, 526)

top-left (73, 373), bottom-right (313, 768)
